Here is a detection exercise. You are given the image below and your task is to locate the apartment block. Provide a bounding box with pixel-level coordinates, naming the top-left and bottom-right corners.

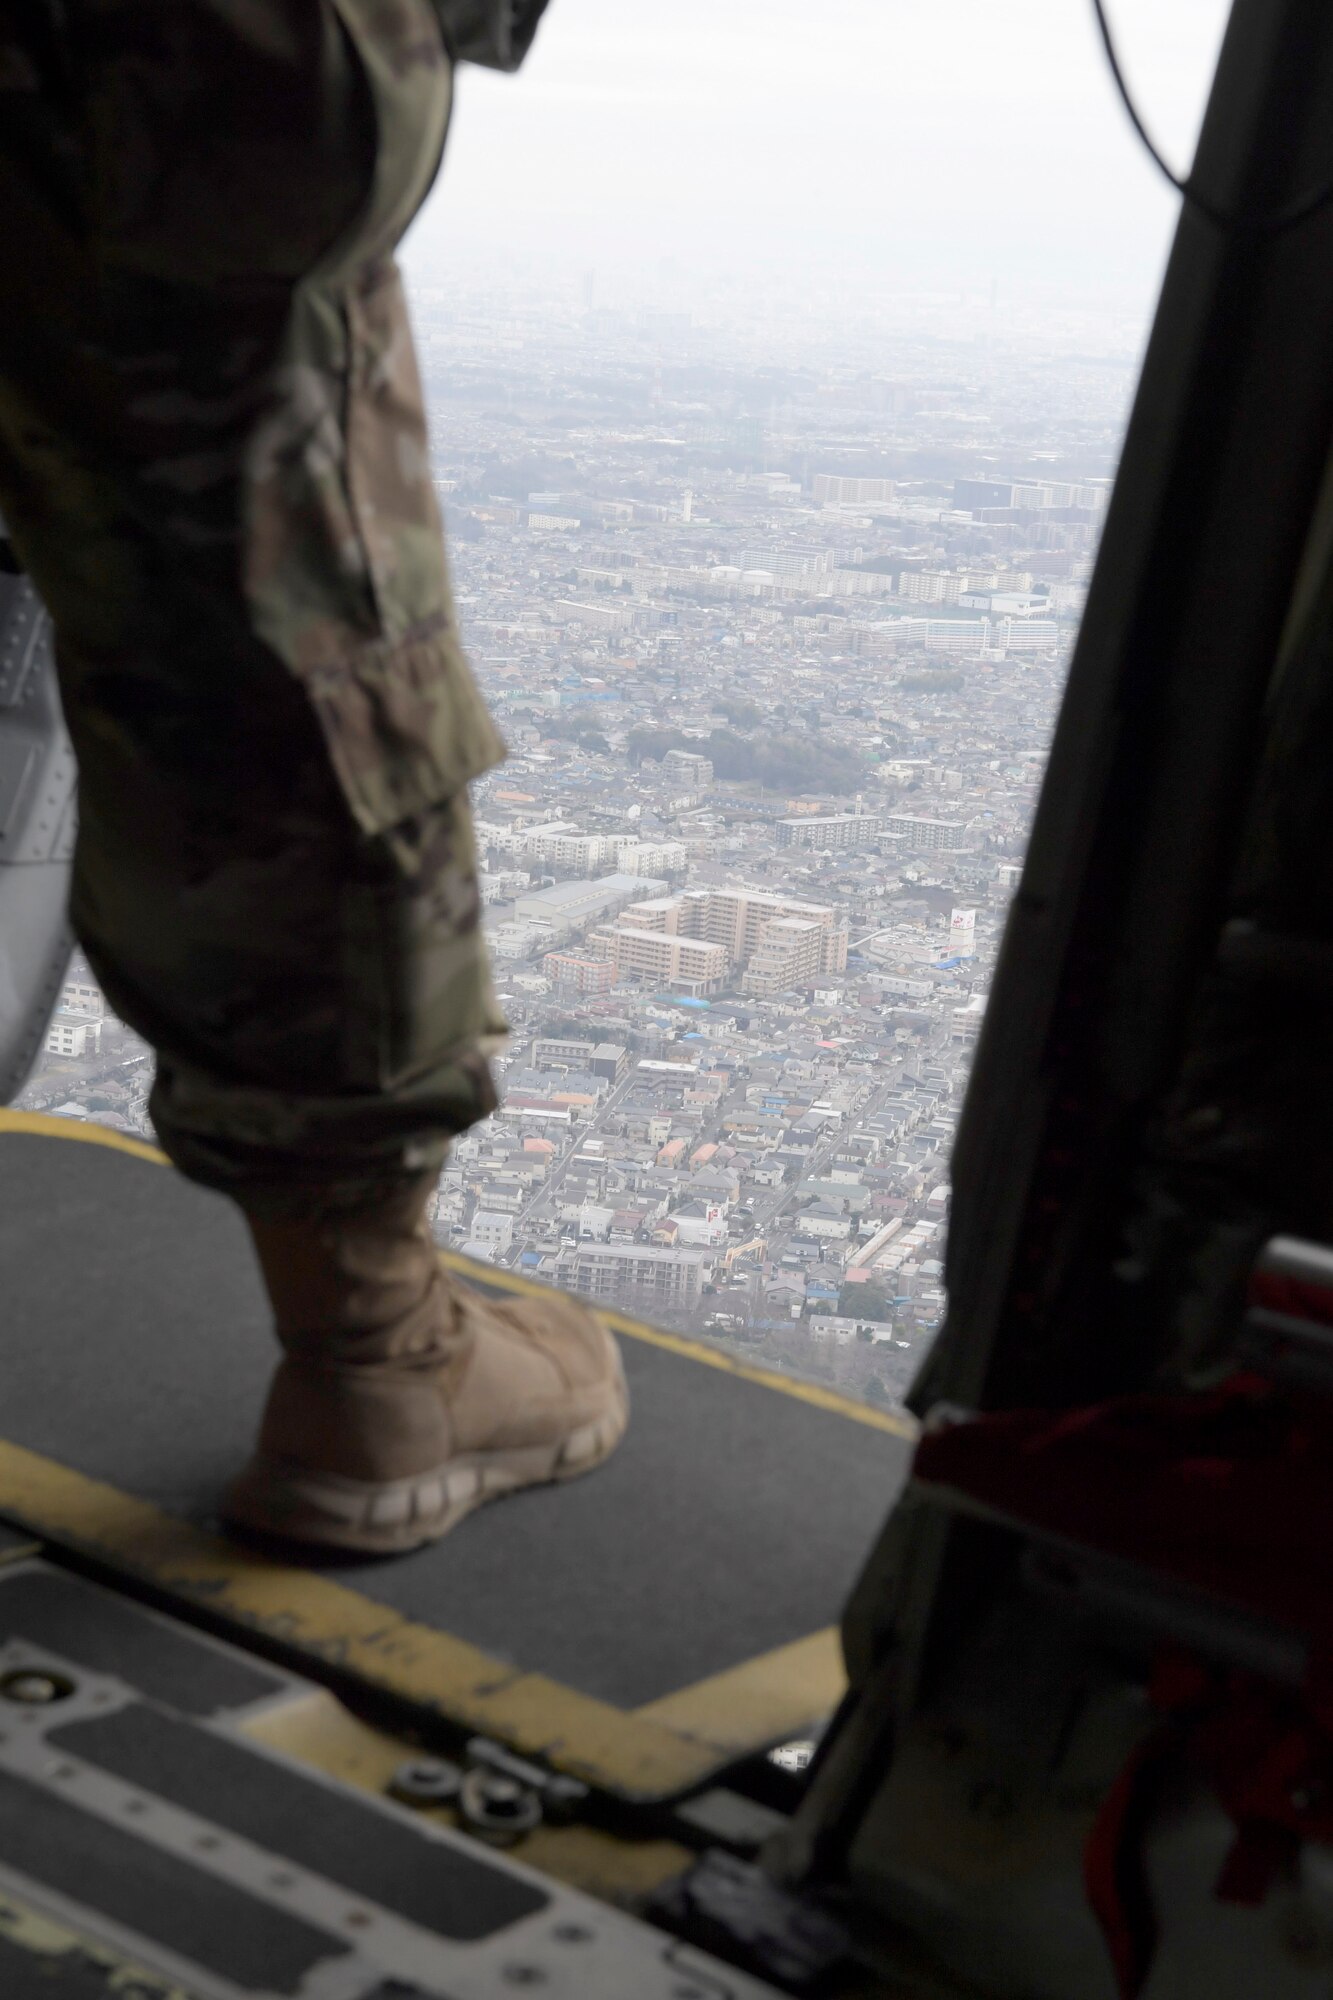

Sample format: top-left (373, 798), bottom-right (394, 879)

top-left (590, 924), bottom-right (729, 996)
top-left (883, 816), bottom-right (971, 853)
top-left (742, 918), bottom-right (829, 997)
top-left (776, 814), bottom-right (880, 852)
top-left (813, 474), bottom-right (894, 505)
top-left (661, 747), bottom-right (714, 789)
top-left (897, 571), bottom-right (963, 605)
top-left (595, 883), bottom-right (848, 993)
top-left (44, 1011), bottom-right (103, 1059)
top-left (562, 1243), bottom-right (710, 1312)
top-left (541, 952), bottom-right (616, 999)
top-left (679, 887), bottom-right (849, 976)
top-left (59, 980), bottom-right (105, 1018)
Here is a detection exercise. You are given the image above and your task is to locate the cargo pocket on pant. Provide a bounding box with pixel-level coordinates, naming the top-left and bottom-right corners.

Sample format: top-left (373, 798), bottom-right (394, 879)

top-left (244, 262), bottom-right (506, 842)
top-left (302, 621), bottom-right (507, 842)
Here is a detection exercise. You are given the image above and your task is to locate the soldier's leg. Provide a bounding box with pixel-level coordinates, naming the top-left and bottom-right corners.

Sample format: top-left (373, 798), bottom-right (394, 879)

top-left (0, 2), bottom-right (626, 1551)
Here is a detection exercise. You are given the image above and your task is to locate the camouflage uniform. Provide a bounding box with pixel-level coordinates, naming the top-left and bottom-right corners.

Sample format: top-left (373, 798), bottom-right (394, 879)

top-left (0, 0), bottom-right (516, 1212)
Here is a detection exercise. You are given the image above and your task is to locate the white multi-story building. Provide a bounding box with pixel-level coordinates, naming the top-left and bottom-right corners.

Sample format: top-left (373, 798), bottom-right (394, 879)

top-left (882, 816), bottom-right (972, 853)
top-left (589, 925), bottom-right (728, 997)
top-left (661, 748), bottom-right (714, 789)
top-left (813, 475), bottom-right (894, 506)
top-left (593, 884), bottom-right (849, 994)
top-left (44, 1012), bottom-right (103, 1060)
top-left (776, 814), bottom-right (880, 852)
top-left (562, 1243), bottom-right (711, 1313)
top-left (469, 1212), bottom-right (515, 1255)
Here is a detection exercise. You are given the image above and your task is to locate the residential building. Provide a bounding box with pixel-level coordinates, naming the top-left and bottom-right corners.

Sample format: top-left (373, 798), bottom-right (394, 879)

top-left (882, 815), bottom-right (971, 853)
top-left (541, 952), bottom-right (616, 998)
top-left (776, 814), bottom-right (880, 851)
top-left (562, 1243), bottom-right (710, 1312)
top-left (59, 980), bottom-right (105, 1018)
top-left (661, 748), bottom-right (714, 788)
top-left (469, 1212), bottom-right (515, 1255)
top-left (813, 474), bottom-right (894, 505)
top-left (742, 918), bottom-right (829, 996)
top-left (44, 1012), bottom-right (102, 1060)
top-left (590, 924), bottom-right (729, 996)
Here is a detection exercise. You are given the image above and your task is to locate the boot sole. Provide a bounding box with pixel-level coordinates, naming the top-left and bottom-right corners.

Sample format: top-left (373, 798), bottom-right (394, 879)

top-left (220, 1370), bottom-right (629, 1557)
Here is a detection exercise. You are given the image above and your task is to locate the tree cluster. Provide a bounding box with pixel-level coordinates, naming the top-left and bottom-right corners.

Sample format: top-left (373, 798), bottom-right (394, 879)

top-left (627, 725), bottom-right (863, 797)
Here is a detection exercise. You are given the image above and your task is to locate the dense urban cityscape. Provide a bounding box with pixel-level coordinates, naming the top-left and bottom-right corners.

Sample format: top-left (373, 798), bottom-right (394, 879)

top-left (19, 271), bottom-right (1138, 1408)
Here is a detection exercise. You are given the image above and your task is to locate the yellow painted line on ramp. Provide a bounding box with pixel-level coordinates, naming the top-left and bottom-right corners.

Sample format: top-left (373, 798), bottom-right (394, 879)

top-left (0, 1106), bottom-right (165, 1165)
top-left (636, 1625), bottom-right (844, 1742)
top-left (440, 1251), bottom-right (918, 1441)
top-left (0, 1442), bottom-right (845, 1800)
top-left (0, 1112), bottom-right (918, 1440)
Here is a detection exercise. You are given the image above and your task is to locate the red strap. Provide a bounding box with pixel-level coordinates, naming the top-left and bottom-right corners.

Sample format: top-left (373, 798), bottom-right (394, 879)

top-left (1085, 1648), bottom-right (1333, 1995)
top-left (913, 1392), bottom-right (1333, 1994)
top-left (1084, 1727), bottom-right (1172, 1999)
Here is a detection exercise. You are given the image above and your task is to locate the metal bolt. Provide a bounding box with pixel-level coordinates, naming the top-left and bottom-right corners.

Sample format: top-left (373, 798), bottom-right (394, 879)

top-left (465, 1736), bottom-right (588, 1822)
top-left (477, 1775), bottom-right (525, 1816)
top-left (387, 1757), bottom-right (463, 1809)
top-left (459, 1767), bottom-right (542, 1845)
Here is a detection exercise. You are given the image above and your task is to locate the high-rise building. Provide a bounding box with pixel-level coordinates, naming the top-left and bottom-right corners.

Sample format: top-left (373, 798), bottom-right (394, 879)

top-left (677, 887), bottom-right (849, 976)
top-left (742, 918), bottom-right (829, 997)
top-left (593, 885), bottom-right (848, 992)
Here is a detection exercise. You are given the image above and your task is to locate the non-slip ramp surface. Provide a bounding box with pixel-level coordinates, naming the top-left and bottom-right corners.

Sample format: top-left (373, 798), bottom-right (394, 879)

top-left (0, 1116), bottom-right (913, 1795)
top-left (0, 1562), bottom-right (787, 1999)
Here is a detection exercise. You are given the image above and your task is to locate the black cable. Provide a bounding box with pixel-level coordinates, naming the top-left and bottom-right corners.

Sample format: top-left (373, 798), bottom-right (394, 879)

top-left (1091, 0), bottom-right (1333, 238)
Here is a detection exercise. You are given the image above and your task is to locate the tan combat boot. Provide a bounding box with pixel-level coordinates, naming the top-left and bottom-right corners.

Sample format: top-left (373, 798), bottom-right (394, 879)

top-left (223, 1175), bottom-right (628, 1554)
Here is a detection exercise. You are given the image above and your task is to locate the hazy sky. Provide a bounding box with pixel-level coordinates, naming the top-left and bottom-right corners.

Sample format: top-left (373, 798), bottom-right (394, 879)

top-left (403, 0), bottom-right (1232, 314)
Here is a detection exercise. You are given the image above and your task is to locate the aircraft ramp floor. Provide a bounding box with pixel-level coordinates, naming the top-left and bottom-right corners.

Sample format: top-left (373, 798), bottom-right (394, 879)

top-left (0, 1112), bottom-right (914, 1803)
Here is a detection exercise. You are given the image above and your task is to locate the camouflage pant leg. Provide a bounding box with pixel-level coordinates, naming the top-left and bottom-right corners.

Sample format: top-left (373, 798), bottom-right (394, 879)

top-left (0, 1), bottom-right (508, 1213)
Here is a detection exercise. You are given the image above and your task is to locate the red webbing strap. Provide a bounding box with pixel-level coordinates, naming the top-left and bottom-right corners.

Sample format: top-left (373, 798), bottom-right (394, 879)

top-left (912, 1383), bottom-right (1333, 1996)
top-left (912, 1375), bottom-right (1333, 1642)
top-left (1082, 1722), bottom-right (1175, 1999)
